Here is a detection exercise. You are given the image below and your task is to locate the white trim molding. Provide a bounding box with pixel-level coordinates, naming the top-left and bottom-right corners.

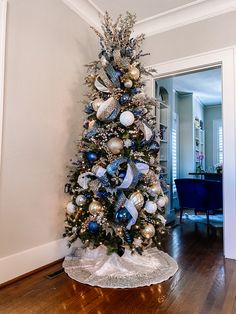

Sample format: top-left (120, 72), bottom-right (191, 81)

top-left (147, 46), bottom-right (236, 260)
top-left (0, 238), bottom-right (71, 284)
top-left (0, 0), bottom-right (7, 169)
top-left (61, 0), bottom-right (236, 36)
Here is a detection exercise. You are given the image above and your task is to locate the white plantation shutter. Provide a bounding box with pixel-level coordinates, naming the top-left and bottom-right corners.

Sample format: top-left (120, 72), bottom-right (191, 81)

top-left (213, 119), bottom-right (223, 165)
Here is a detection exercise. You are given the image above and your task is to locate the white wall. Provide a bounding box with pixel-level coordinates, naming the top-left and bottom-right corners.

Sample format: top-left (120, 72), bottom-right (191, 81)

top-left (204, 105), bottom-right (222, 170)
top-left (0, 0), bottom-right (97, 260)
top-left (143, 11), bottom-right (236, 66)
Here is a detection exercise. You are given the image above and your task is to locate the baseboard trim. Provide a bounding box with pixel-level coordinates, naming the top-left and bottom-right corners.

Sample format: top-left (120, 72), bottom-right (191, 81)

top-left (0, 238), bottom-right (71, 284)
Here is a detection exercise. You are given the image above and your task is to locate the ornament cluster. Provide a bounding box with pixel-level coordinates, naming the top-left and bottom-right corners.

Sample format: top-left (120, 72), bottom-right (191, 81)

top-left (64, 12), bottom-right (168, 255)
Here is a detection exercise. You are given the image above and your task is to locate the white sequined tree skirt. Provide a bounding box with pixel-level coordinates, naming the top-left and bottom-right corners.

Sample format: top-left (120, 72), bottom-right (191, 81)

top-left (63, 245), bottom-right (178, 288)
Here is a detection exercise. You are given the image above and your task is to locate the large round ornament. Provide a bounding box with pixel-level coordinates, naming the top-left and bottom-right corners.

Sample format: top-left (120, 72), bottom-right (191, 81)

top-left (124, 79), bottom-right (133, 88)
top-left (119, 93), bottom-right (130, 105)
top-left (66, 202), bottom-right (76, 214)
top-left (88, 221), bottom-right (99, 233)
top-left (119, 111), bottom-right (135, 127)
top-left (75, 195), bottom-right (86, 206)
top-left (107, 137), bottom-right (124, 154)
top-left (115, 207), bottom-right (132, 223)
top-left (86, 151), bottom-right (98, 162)
top-left (89, 199), bottom-right (103, 215)
top-left (92, 98), bottom-right (103, 111)
top-left (149, 183), bottom-right (162, 195)
top-left (144, 201), bottom-right (157, 214)
top-left (96, 97), bottom-right (120, 122)
top-left (141, 223), bottom-right (155, 239)
top-left (157, 196), bottom-right (166, 208)
top-left (129, 66), bottom-right (140, 80)
top-left (129, 191), bottom-right (144, 210)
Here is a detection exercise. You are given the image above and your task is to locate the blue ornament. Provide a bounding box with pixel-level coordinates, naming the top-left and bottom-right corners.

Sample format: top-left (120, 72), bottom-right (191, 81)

top-left (119, 93), bottom-right (130, 105)
top-left (115, 208), bottom-right (132, 224)
top-left (96, 191), bottom-right (108, 198)
top-left (115, 69), bottom-right (122, 77)
top-left (88, 221), bottom-right (99, 233)
top-left (131, 88), bottom-right (141, 96)
top-left (86, 151), bottom-right (98, 162)
top-left (119, 170), bottom-right (126, 179)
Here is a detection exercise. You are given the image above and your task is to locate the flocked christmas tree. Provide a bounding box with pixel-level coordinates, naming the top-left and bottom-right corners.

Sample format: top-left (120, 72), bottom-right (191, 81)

top-left (63, 12), bottom-right (169, 256)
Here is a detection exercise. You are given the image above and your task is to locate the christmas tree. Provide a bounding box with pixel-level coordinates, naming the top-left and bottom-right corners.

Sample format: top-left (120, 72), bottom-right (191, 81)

top-left (64, 12), bottom-right (168, 256)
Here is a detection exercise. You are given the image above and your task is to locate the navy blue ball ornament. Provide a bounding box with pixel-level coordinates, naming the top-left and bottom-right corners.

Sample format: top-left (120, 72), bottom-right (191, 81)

top-left (119, 93), bottom-right (130, 105)
top-left (115, 208), bottom-right (132, 224)
top-left (131, 88), bottom-right (141, 96)
top-left (86, 151), bottom-right (98, 162)
top-left (88, 221), bottom-right (99, 233)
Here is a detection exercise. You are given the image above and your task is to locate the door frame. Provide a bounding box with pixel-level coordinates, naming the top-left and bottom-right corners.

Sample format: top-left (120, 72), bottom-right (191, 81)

top-left (146, 46), bottom-right (236, 260)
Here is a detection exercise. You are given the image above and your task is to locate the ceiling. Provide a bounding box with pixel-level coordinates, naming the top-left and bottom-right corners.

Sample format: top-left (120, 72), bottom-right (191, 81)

top-left (90, 0), bottom-right (196, 21)
top-left (173, 67), bottom-right (222, 106)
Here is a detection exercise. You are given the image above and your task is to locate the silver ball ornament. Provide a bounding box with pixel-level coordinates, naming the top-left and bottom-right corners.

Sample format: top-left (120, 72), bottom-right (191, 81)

top-left (144, 201), bottom-right (157, 214)
top-left (141, 223), bottom-right (155, 239)
top-left (119, 111), bottom-right (135, 127)
top-left (129, 191), bottom-right (144, 210)
top-left (157, 196), bottom-right (166, 208)
top-left (66, 202), bottom-right (76, 214)
top-left (149, 183), bottom-right (162, 195)
top-left (129, 66), bottom-right (140, 80)
top-left (92, 98), bottom-right (103, 111)
top-left (89, 199), bottom-right (103, 215)
top-left (124, 79), bottom-right (133, 88)
top-left (107, 137), bottom-right (124, 154)
top-left (75, 195), bottom-right (86, 206)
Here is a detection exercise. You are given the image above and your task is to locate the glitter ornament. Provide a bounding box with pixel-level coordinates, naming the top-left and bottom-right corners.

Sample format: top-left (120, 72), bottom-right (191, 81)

top-left (144, 201), bottom-right (157, 214)
top-left (129, 191), bottom-right (144, 210)
top-left (89, 199), bottom-right (103, 215)
top-left (66, 202), bottom-right (76, 214)
top-left (107, 137), bottom-right (124, 154)
top-left (75, 195), bottom-right (87, 206)
top-left (119, 111), bottom-right (135, 127)
top-left (128, 66), bottom-right (140, 80)
top-left (141, 223), bottom-right (155, 239)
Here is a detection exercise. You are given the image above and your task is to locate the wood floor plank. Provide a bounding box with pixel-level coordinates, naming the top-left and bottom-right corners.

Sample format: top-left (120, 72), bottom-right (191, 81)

top-left (0, 222), bottom-right (235, 314)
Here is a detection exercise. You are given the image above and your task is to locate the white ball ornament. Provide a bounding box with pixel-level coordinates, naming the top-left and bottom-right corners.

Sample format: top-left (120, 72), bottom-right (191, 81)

top-left (157, 196), bottom-right (166, 208)
top-left (66, 202), bottom-right (76, 214)
top-left (124, 79), bottom-right (133, 88)
top-left (119, 111), bottom-right (135, 127)
top-left (75, 195), bottom-right (86, 206)
top-left (144, 201), bottom-right (157, 214)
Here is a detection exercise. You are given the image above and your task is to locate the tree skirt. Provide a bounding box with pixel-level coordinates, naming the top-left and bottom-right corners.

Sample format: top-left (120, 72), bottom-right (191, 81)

top-left (63, 245), bottom-right (178, 288)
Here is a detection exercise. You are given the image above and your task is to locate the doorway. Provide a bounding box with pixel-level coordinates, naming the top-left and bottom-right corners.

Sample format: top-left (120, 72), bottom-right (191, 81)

top-left (146, 47), bottom-right (236, 259)
top-left (155, 67), bottom-right (223, 231)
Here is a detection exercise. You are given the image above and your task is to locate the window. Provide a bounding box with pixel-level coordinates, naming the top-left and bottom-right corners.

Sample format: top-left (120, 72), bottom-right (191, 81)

top-left (213, 120), bottom-right (223, 165)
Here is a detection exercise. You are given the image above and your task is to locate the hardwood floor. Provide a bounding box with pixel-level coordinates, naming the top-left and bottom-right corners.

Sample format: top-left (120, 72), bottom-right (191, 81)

top-left (0, 222), bottom-right (235, 314)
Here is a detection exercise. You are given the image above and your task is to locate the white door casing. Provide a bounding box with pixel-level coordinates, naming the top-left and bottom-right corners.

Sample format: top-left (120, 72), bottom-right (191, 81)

top-left (146, 47), bottom-right (236, 260)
